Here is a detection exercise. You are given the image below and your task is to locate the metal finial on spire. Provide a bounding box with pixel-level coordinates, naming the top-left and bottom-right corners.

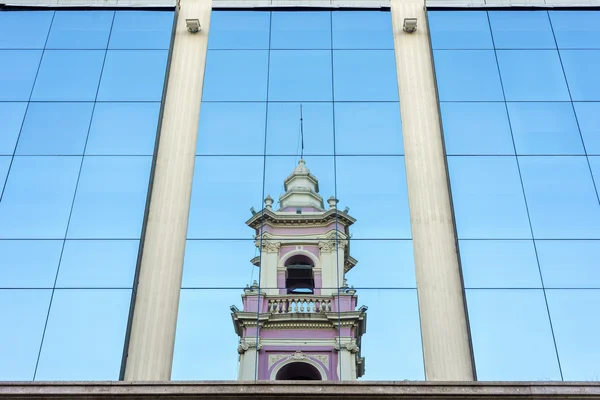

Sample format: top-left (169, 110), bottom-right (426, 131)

top-left (300, 104), bottom-right (304, 159)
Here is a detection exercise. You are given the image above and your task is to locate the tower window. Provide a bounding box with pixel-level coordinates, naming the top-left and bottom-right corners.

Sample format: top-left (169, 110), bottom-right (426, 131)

top-left (285, 255), bottom-right (314, 294)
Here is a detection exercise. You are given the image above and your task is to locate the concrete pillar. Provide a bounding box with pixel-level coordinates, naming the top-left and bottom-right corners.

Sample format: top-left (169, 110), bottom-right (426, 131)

top-left (259, 241), bottom-right (280, 295)
top-left (390, 0), bottom-right (474, 381)
top-left (124, 0), bottom-right (212, 381)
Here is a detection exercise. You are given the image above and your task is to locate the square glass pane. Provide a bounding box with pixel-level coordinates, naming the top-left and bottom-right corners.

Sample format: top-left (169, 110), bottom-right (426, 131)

top-left (0, 156), bottom-right (81, 239)
top-left (172, 289), bottom-right (244, 380)
top-left (448, 156), bottom-right (531, 239)
top-left (182, 240), bottom-right (259, 289)
top-left (0, 289), bottom-right (51, 380)
top-left (0, 11), bottom-right (53, 49)
top-left (497, 50), bottom-right (570, 101)
top-left (560, 50), bottom-right (600, 101)
top-left (87, 102), bottom-right (160, 156)
top-left (433, 50), bottom-right (503, 101)
top-left (198, 102), bottom-right (266, 155)
top-left (428, 11), bottom-right (493, 50)
top-left (208, 11), bottom-right (270, 50)
top-left (537, 240), bottom-right (600, 288)
top-left (507, 102), bottom-right (584, 155)
top-left (35, 289), bottom-right (131, 380)
top-left (0, 50), bottom-right (43, 101)
top-left (16, 102), bottom-right (94, 156)
top-left (333, 50), bottom-right (398, 101)
top-left (270, 11), bottom-right (331, 49)
top-left (459, 240), bottom-right (542, 288)
top-left (67, 156), bottom-right (152, 239)
top-left (519, 156), bottom-right (600, 239)
top-left (266, 102), bottom-right (333, 156)
top-left (574, 103), bottom-right (600, 155)
top-left (109, 11), bottom-right (174, 50)
top-left (0, 240), bottom-right (63, 288)
top-left (489, 11), bottom-right (555, 49)
top-left (336, 156), bottom-right (411, 239)
top-left (0, 102), bottom-right (27, 155)
top-left (546, 289), bottom-right (600, 381)
top-left (440, 102), bottom-right (514, 155)
top-left (46, 11), bottom-right (114, 49)
top-left (202, 50), bottom-right (268, 101)
top-left (550, 11), bottom-right (600, 49)
top-left (467, 289), bottom-right (561, 380)
top-left (269, 50), bottom-right (332, 101)
top-left (335, 102), bottom-right (403, 155)
top-left (97, 50), bottom-right (168, 101)
top-left (332, 11), bottom-right (393, 50)
top-left (56, 240), bottom-right (139, 288)
top-left (187, 156), bottom-right (263, 239)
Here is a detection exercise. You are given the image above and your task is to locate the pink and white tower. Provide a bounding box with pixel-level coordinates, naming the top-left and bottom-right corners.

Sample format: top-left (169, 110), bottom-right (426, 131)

top-left (232, 159), bottom-right (367, 381)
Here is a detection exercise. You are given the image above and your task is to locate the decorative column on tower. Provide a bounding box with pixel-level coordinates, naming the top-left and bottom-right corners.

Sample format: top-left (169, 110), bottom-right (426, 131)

top-left (231, 159), bottom-right (367, 381)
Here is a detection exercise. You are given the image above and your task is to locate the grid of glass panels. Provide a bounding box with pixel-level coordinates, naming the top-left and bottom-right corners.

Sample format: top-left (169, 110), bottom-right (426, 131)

top-left (430, 10), bottom-right (600, 381)
top-left (172, 10), bottom-right (423, 381)
top-left (0, 9), bottom-right (174, 380)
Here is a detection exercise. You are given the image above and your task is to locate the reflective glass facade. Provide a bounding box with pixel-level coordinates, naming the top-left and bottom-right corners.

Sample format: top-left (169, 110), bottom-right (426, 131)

top-left (0, 9), bottom-right (173, 380)
top-left (431, 10), bottom-right (600, 381)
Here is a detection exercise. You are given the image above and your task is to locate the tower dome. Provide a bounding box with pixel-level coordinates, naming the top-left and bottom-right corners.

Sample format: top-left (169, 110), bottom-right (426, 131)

top-left (279, 159), bottom-right (324, 211)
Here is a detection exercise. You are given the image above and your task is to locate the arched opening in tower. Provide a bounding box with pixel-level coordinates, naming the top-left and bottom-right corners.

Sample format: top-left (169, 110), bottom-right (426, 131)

top-left (275, 362), bottom-right (322, 380)
top-left (284, 255), bottom-right (315, 294)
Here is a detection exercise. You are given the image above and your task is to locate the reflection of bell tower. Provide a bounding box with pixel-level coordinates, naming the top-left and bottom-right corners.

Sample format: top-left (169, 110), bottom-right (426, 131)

top-left (231, 159), bottom-right (367, 381)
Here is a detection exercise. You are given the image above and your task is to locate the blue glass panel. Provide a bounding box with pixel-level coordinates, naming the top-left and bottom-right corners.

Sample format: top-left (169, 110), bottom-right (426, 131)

top-left (546, 289), bottom-right (600, 381)
top-left (332, 11), bottom-right (393, 50)
top-left (336, 156), bottom-right (410, 239)
top-left (333, 50), bottom-right (398, 101)
top-left (109, 11), bottom-right (174, 50)
top-left (271, 12), bottom-right (331, 49)
top-left (56, 240), bottom-right (139, 288)
top-left (433, 50), bottom-right (503, 101)
top-left (182, 240), bottom-right (258, 288)
top-left (574, 103), bottom-right (600, 155)
top-left (550, 11), bottom-right (600, 49)
top-left (537, 240), bottom-right (600, 288)
top-left (488, 11), bottom-right (555, 49)
top-left (460, 240), bottom-right (541, 288)
top-left (467, 289), bottom-right (561, 380)
top-left (0, 102), bottom-right (27, 155)
top-left (31, 50), bottom-right (105, 101)
top-left (208, 11), bottom-right (270, 50)
top-left (507, 102), bottom-right (584, 155)
top-left (440, 102), bottom-right (514, 155)
top-left (0, 289), bottom-right (51, 380)
top-left (335, 102), bottom-right (402, 155)
top-left (345, 241), bottom-right (416, 288)
top-left (358, 289), bottom-right (423, 380)
top-left (198, 102), bottom-right (266, 155)
top-left (428, 11), bottom-right (493, 50)
top-left (16, 102), bottom-right (94, 156)
top-left (0, 240), bottom-right (63, 288)
top-left (0, 156), bottom-right (81, 239)
top-left (97, 50), bottom-right (168, 101)
top-left (519, 156), bottom-right (600, 239)
top-left (266, 102), bottom-right (333, 156)
top-left (0, 11), bottom-right (53, 49)
top-left (46, 11), bottom-right (113, 49)
top-left (187, 156), bottom-right (263, 239)
top-left (269, 50), bottom-right (332, 101)
top-left (35, 289), bottom-right (130, 380)
top-left (0, 157), bottom-right (9, 188)
top-left (560, 50), bottom-right (600, 101)
top-left (67, 156), bottom-right (151, 239)
top-left (591, 157), bottom-right (600, 192)
top-left (172, 289), bottom-right (243, 380)
top-left (87, 102), bottom-right (160, 156)
top-left (202, 50), bottom-right (268, 101)
top-left (448, 157), bottom-right (531, 239)
top-left (497, 50), bottom-right (570, 101)
top-left (0, 50), bottom-right (42, 101)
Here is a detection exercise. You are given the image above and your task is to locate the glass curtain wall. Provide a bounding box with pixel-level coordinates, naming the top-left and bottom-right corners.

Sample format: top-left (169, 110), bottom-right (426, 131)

top-left (172, 10), bottom-right (424, 380)
top-left (0, 9), bottom-right (174, 380)
top-left (430, 10), bottom-right (600, 381)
